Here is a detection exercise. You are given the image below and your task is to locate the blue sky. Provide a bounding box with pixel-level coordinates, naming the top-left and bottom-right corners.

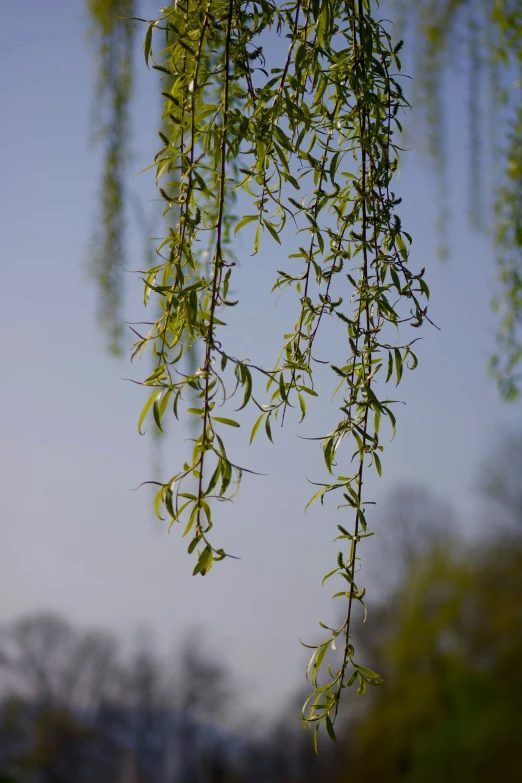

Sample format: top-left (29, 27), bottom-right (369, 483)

top-left (0, 1), bottom-right (520, 717)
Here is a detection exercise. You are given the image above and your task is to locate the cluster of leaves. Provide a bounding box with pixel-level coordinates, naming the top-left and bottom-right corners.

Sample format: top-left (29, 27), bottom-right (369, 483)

top-left (396, 0), bottom-right (522, 399)
top-left (133, 0), bottom-right (429, 744)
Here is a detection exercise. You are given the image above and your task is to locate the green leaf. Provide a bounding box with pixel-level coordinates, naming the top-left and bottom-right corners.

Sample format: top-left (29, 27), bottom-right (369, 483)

top-left (386, 351), bottom-right (393, 383)
top-left (325, 714), bottom-right (337, 743)
top-left (211, 416), bottom-right (240, 427)
top-left (253, 223), bottom-right (261, 255)
top-left (183, 505), bottom-right (198, 537)
top-left (396, 233), bottom-right (408, 261)
top-left (374, 406), bottom-right (381, 435)
top-left (250, 413), bottom-right (264, 444)
top-left (394, 348), bottom-right (403, 385)
top-left (312, 642), bottom-right (329, 680)
top-left (234, 214), bottom-right (258, 235)
top-left (322, 568), bottom-right (340, 586)
top-left (199, 499), bottom-right (212, 528)
top-left (237, 365), bottom-right (252, 410)
top-left (206, 461), bottom-right (221, 495)
top-left (357, 674), bottom-right (367, 696)
top-left (193, 545), bottom-right (213, 576)
top-left (220, 460), bottom-right (232, 496)
top-left (153, 394), bottom-right (167, 433)
top-left (278, 372), bottom-right (288, 403)
top-left (346, 670), bottom-right (358, 688)
top-left (263, 219), bottom-right (282, 245)
top-left (357, 664), bottom-right (382, 680)
top-left (265, 414), bottom-right (273, 443)
top-left (138, 389), bottom-right (161, 435)
top-left (306, 649), bottom-right (318, 681)
top-left (298, 392), bottom-right (306, 422)
top-left (305, 487), bottom-right (325, 512)
top-left (187, 536), bottom-right (201, 554)
top-left (387, 407), bottom-right (397, 439)
top-left (143, 22), bottom-right (153, 68)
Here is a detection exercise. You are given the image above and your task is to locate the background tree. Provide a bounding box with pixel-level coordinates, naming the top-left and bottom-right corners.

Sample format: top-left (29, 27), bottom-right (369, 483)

top-left (334, 479), bottom-right (522, 781)
top-left (0, 616), bottom-right (238, 782)
top-left (1, 435), bottom-right (522, 777)
top-left (481, 430), bottom-right (522, 525)
top-left (0, 614), bottom-right (121, 781)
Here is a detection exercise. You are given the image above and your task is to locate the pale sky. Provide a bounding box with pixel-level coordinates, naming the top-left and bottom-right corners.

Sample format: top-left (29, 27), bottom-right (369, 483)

top-left (1, 1), bottom-right (520, 718)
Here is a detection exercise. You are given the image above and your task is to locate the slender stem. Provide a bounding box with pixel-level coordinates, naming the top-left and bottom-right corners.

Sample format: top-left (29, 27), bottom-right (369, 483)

top-left (197, 0), bottom-right (234, 538)
top-left (336, 0), bottom-right (373, 716)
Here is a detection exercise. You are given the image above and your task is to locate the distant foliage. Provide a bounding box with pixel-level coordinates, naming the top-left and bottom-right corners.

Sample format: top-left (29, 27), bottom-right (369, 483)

top-left (397, 0), bottom-right (522, 399)
top-left (3, 467), bottom-right (522, 778)
top-left (336, 537), bottom-right (522, 782)
top-left (88, 0), bottom-right (136, 354)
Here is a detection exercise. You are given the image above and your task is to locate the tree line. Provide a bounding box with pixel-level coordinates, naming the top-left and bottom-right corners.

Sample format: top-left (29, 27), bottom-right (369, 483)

top-left (2, 435), bottom-right (521, 781)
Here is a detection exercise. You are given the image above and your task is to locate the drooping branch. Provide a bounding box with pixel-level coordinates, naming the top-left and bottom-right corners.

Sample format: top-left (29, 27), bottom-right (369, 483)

top-left (133, 0), bottom-right (428, 746)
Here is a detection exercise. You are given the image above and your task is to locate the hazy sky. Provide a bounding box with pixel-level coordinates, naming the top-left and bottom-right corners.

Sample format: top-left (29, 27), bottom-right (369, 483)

top-left (1, 2), bottom-right (520, 717)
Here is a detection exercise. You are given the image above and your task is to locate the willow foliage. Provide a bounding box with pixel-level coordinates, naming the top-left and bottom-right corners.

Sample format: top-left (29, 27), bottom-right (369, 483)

top-left (126, 0), bottom-right (430, 744)
top-left (88, 0), bottom-right (136, 354)
top-left (397, 0), bottom-right (522, 400)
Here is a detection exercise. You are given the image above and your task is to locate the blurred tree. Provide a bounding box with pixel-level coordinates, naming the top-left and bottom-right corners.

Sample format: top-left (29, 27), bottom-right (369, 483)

top-left (0, 614), bottom-right (121, 782)
top-left (0, 696), bottom-right (28, 782)
top-left (335, 466), bottom-right (522, 781)
top-left (23, 705), bottom-right (96, 783)
top-left (3, 465), bottom-right (522, 776)
top-left (0, 613), bottom-right (119, 709)
top-left (481, 430), bottom-right (522, 525)
top-left (173, 635), bottom-right (233, 782)
top-left (0, 615), bottom-right (241, 782)
top-left (340, 543), bottom-right (522, 781)
top-left (367, 484), bottom-right (457, 594)
top-left (87, 0), bottom-right (136, 355)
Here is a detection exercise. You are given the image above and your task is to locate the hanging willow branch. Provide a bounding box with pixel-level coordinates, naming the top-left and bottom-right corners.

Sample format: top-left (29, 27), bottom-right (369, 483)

top-left (134, 0), bottom-right (428, 746)
top-left (88, 0), bottom-right (136, 354)
top-left (491, 4), bottom-right (522, 400)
